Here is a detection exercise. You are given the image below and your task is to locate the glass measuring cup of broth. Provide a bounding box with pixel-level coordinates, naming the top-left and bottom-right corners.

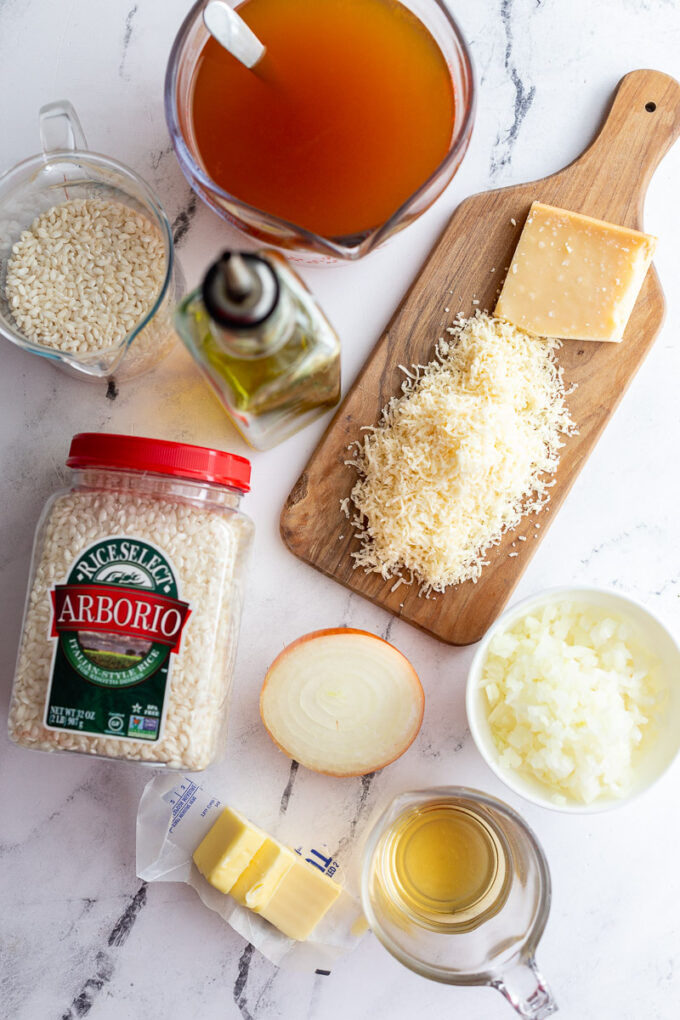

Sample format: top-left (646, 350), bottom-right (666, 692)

top-left (165, 0), bottom-right (475, 260)
top-left (361, 788), bottom-right (557, 1019)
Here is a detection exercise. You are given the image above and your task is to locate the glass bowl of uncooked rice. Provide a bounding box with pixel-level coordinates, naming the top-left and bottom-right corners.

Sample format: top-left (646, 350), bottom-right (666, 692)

top-left (466, 587), bottom-right (680, 813)
top-left (0, 100), bottom-right (182, 379)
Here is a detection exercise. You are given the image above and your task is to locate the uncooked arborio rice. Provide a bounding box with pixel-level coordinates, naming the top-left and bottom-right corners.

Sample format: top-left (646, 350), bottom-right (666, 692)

top-left (9, 481), bottom-right (251, 770)
top-left (6, 198), bottom-right (169, 360)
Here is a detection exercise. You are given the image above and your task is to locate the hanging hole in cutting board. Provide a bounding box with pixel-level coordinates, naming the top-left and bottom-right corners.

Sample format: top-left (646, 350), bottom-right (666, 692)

top-left (645, 101), bottom-right (657, 112)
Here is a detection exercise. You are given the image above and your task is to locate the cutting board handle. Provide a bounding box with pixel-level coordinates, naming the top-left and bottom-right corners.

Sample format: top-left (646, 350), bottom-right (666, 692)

top-left (572, 69), bottom-right (680, 220)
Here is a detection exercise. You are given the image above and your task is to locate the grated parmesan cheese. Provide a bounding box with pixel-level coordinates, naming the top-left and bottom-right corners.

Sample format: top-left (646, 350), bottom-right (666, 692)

top-left (345, 312), bottom-right (576, 593)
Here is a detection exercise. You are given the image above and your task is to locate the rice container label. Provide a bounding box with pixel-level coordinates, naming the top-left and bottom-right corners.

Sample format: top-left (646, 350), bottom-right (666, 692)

top-left (44, 537), bottom-right (192, 741)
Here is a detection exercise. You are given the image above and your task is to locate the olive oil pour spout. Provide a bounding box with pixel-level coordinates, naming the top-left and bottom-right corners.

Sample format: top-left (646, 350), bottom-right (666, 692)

top-left (223, 253), bottom-right (256, 302)
top-left (203, 252), bottom-right (279, 328)
top-left (203, 0), bottom-right (266, 69)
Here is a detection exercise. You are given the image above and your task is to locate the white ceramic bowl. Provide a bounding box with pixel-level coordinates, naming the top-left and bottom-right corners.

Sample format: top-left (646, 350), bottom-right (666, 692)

top-left (466, 586), bottom-right (680, 814)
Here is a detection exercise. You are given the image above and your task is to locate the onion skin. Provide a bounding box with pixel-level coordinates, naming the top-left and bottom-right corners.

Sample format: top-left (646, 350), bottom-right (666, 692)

top-left (260, 628), bottom-right (425, 777)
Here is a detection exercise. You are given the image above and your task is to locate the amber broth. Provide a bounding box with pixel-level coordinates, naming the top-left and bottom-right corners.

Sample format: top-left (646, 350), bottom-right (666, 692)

top-left (189, 0), bottom-right (455, 238)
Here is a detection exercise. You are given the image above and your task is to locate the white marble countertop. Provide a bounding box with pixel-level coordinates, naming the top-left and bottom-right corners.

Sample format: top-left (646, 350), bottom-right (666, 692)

top-left (1, 1), bottom-right (679, 1018)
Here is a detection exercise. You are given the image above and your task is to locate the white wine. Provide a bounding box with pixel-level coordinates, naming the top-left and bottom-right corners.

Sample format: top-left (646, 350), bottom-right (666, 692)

top-left (376, 801), bottom-right (510, 932)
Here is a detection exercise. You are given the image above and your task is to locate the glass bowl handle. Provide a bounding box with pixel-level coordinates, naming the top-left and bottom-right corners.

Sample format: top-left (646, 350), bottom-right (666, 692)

top-left (492, 957), bottom-right (558, 1019)
top-left (39, 100), bottom-right (89, 156)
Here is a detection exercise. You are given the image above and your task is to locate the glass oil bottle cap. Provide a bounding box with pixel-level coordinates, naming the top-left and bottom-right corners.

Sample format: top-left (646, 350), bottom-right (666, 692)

top-left (202, 252), bottom-right (280, 328)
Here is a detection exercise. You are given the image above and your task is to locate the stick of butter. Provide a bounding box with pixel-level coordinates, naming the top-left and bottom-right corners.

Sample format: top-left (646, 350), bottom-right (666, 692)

top-left (193, 807), bottom-right (267, 894)
top-left (230, 839), bottom-right (297, 911)
top-left (495, 201), bottom-right (657, 342)
top-left (258, 856), bottom-right (341, 942)
top-left (193, 808), bottom-right (342, 941)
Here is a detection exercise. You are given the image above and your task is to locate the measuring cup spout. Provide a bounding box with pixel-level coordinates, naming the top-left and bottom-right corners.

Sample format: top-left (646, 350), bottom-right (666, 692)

top-left (492, 958), bottom-right (558, 1019)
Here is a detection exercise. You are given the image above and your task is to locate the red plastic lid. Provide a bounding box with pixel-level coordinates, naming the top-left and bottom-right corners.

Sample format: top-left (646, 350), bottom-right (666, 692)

top-left (67, 433), bottom-right (251, 492)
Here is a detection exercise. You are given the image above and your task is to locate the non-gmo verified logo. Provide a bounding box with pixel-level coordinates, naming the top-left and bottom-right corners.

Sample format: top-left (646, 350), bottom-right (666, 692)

top-left (128, 714), bottom-right (160, 739)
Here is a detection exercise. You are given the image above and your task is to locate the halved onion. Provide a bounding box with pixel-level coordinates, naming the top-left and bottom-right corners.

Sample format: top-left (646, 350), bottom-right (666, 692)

top-left (260, 628), bottom-right (424, 777)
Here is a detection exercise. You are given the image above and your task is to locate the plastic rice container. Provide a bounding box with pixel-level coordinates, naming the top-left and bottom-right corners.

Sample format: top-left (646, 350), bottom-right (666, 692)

top-left (8, 433), bottom-right (254, 770)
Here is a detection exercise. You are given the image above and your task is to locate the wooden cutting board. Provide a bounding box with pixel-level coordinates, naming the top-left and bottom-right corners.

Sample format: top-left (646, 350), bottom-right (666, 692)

top-left (281, 69), bottom-right (680, 645)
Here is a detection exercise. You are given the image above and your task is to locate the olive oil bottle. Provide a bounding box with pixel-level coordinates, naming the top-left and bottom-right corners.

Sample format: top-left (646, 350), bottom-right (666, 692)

top-left (175, 250), bottom-right (341, 450)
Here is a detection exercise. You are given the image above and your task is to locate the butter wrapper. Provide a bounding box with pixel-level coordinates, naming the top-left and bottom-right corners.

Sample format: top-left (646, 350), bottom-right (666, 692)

top-left (136, 773), bottom-right (367, 971)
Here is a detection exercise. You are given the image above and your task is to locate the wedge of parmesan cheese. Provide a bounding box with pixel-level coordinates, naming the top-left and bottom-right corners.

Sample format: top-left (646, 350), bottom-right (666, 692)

top-left (495, 202), bottom-right (656, 342)
top-left (346, 312), bottom-right (576, 593)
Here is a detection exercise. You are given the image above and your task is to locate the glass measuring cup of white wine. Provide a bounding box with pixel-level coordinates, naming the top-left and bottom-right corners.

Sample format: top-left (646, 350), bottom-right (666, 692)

top-left (361, 787), bottom-right (557, 1019)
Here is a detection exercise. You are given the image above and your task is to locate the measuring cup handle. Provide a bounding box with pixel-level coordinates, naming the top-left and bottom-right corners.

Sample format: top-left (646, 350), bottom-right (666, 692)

top-left (492, 957), bottom-right (558, 1019)
top-left (39, 100), bottom-right (88, 155)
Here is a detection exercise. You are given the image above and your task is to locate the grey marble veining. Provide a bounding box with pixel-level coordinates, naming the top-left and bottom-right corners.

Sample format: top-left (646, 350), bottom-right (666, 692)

top-left (489, 0), bottom-right (537, 178)
top-left (1, 1), bottom-right (680, 1018)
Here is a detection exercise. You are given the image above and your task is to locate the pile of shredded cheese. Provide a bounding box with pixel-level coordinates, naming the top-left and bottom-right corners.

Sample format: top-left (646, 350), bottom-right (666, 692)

top-left (345, 312), bottom-right (576, 593)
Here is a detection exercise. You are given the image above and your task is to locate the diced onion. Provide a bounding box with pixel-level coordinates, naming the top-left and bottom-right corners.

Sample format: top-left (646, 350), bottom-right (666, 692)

top-left (260, 629), bottom-right (424, 777)
top-left (479, 601), bottom-right (665, 804)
